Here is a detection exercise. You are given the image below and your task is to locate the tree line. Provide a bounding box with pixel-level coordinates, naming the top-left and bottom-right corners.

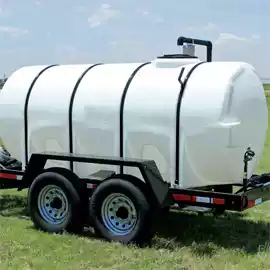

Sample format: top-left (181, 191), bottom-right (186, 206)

top-left (0, 78), bottom-right (7, 89)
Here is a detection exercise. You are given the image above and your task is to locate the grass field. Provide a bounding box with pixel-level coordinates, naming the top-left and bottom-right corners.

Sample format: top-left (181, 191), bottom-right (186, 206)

top-left (1, 96), bottom-right (270, 269)
top-left (264, 84), bottom-right (270, 91)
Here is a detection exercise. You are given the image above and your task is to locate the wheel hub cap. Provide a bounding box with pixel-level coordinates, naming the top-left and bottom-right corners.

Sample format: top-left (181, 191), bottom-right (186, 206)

top-left (101, 193), bottom-right (137, 235)
top-left (37, 185), bottom-right (69, 225)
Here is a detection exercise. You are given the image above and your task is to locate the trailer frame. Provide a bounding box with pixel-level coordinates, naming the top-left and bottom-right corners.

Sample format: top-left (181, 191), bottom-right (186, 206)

top-left (0, 147), bottom-right (268, 212)
top-left (0, 147), bottom-right (269, 243)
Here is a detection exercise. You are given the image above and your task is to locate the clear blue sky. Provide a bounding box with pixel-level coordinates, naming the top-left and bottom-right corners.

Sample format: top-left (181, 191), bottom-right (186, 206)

top-left (0, 0), bottom-right (269, 78)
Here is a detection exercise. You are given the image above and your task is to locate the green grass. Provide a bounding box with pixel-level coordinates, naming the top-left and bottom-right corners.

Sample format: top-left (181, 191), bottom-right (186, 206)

top-left (2, 97), bottom-right (270, 269)
top-left (264, 84), bottom-right (270, 91)
top-left (256, 93), bottom-right (270, 173)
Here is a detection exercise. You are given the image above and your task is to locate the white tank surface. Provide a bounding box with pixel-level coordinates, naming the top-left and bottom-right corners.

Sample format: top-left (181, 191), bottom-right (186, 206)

top-left (0, 59), bottom-right (267, 189)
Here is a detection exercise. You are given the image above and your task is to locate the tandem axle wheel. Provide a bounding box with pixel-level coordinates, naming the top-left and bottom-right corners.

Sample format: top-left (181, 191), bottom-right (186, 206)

top-left (28, 170), bottom-right (88, 234)
top-left (28, 169), bottom-right (155, 245)
top-left (89, 177), bottom-right (154, 244)
top-left (37, 184), bottom-right (69, 225)
top-left (100, 192), bottom-right (138, 236)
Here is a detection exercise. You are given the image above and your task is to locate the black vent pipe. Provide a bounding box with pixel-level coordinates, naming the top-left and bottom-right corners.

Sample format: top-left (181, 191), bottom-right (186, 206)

top-left (177, 36), bottom-right (212, 62)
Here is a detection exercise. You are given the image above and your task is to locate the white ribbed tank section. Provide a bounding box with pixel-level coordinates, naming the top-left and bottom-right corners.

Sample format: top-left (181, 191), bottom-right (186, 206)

top-left (179, 62), bottom-right (267, 187)
top-left (122, 63), bottom-right (181, 184)
top-left (27, 64), bottom-right (92, 170)
top-left (0, 59), bottom-right (267, 188)
top-left (71, 63), bottom-right (143, 176)
top-left (0, 65), bottom-right (53, 165)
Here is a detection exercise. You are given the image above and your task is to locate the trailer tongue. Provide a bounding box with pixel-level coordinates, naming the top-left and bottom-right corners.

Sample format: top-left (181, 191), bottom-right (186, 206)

top-left (0, 36), bottom-right (268, 245)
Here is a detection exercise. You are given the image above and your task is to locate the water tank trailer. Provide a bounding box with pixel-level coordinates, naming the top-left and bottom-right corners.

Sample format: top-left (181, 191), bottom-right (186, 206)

top-left (0, 36), bottom-right (269, 244)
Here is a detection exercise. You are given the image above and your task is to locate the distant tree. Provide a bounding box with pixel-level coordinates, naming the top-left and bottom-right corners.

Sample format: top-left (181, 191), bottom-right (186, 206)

top-left (0, 78), bottom-right (7, 89)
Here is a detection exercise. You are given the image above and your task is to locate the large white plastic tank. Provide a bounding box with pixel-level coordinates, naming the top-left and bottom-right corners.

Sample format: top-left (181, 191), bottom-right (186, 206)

top-left (0, 58), bottom-right (267, 188)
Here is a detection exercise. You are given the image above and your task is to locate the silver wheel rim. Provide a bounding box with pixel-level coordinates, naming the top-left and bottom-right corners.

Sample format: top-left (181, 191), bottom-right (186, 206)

top-left (101, 193), bottom-right (138, 235)
top-left (37, 185), bottom-right (69, 225)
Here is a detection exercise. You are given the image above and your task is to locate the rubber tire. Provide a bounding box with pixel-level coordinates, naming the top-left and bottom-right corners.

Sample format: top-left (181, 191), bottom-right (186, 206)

top-left (28, 171), bottom-right (85, 234)
top-left (43, 167), bottom-right (89, 228)
top-left (89, 178), bottom-right (153, 245)
top-left (160, 205), bottom-right (170, 216)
